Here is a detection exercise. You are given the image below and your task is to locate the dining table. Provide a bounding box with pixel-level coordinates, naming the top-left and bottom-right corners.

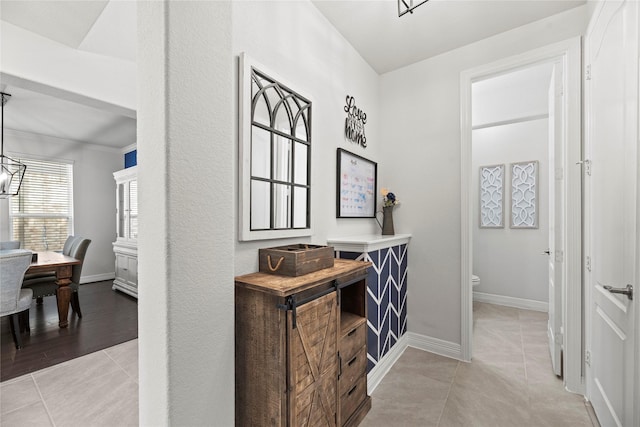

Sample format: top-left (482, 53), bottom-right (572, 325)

top-left (26, 251), bottom-right (81, 328)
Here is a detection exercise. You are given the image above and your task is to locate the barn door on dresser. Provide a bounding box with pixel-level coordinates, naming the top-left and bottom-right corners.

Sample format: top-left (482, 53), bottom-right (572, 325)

top-left (288, 291), bottom-right (339, 427)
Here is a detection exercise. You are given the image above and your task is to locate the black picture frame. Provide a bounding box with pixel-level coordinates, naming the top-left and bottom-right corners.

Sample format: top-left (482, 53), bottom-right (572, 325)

top-left (336, 148), bottom-right (377, 218)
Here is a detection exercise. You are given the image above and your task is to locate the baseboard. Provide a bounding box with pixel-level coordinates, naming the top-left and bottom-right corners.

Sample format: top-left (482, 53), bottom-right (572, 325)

top-left (473, 291), bottom-right (548, 312)
top-left (405, 332), bottom-right (464, 361)
top-left (80, 272), bottom-right (116, 284)
top-left (367, 335), bottom-right (409, 394)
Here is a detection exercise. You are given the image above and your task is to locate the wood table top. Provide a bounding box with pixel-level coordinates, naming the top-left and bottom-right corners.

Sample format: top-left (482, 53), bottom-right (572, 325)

top-left (235, 258), bottom-right (371, 297)
top-left (28, 251), bottom-right (80, 272)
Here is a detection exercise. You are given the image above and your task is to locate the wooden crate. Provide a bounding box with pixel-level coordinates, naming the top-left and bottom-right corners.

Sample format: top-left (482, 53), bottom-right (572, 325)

top-left (259, 244), bottom-right (334, 277)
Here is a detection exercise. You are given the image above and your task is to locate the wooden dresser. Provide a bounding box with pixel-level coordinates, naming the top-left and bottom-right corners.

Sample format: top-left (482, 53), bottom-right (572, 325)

top-left (235, 258), bottom-right (372, 427)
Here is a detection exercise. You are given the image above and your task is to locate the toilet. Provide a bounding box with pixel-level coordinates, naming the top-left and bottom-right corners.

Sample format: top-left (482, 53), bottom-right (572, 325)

top-left (472, 274), bottom-right (480, 288)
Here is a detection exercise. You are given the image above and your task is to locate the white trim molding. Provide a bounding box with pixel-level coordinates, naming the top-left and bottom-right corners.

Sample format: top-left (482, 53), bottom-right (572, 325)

top-left (405, 332), bottom-right (464, 361)
top-left (473, 292), bottom-right (548, 312)
top-left (327, 234), bottom-right (412, 253)
top-left (80, 272), bottom-right (116, 284)
top-left (367, 334), bottom-right (409, 394)
top-left (122, 143), bottom-right (138, 154)
top-left (460, 37), bottom-right (583, 393)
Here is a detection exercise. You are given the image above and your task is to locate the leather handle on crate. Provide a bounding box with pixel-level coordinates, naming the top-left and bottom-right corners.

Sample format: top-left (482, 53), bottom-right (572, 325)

top-left (267, 255), bottom-right (285, 272)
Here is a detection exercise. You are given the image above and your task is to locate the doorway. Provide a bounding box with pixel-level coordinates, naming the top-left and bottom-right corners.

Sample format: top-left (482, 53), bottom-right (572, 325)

top-left (460, 38), bottom-right (583, 393)
top-left (470, 62), bottom-right (554, 310)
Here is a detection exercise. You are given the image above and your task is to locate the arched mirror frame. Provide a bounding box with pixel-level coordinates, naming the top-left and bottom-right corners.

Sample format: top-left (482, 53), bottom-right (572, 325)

top-left (238, 53), bottom-right (313, 241)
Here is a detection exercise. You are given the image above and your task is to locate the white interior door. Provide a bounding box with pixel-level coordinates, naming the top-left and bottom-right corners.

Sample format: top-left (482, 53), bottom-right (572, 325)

top-left (547, 61), bottom-right (564, 377)
top-left (585, 1), bottom-right (638, 426)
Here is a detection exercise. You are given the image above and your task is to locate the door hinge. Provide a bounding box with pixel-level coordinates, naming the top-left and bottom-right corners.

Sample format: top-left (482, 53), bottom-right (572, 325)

top-left (555, 167), bottom-right (564, 180)
top-left (586, 64), bottom-right (592, 80)
top-left (577, 159), bottom-right (592, 176)
top-left (555, 250), bottom-right (564, 263)
top-left (585, 350), bottom-right (591, 366)
top-left (586, 256), bottom-right (592, 272)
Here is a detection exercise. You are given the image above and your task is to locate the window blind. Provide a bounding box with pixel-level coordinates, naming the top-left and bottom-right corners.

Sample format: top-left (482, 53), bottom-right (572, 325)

top-left (10, 158), bottom-right (73, 251)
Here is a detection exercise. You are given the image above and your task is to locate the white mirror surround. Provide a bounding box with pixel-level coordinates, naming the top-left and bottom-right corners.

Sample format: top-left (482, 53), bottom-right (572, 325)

top-left (238, 53), bottom-right (313, 241)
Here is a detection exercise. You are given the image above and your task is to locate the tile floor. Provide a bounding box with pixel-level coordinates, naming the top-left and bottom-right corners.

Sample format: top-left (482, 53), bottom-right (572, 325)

top-left (1, 302), bottom-right (599, 426)
top-left (0, 339), bottom-right (138, 426)
top-left (361, 302), bottom-right (599, 427)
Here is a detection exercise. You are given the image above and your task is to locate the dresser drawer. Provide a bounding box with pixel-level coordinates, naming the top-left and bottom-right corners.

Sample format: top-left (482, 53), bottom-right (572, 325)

top-left (341, 376), bottom-right (366, 424)
top-left (340, 318), bottom-right (366, 361)
top-left (340, 346), bottom-right (367, 396)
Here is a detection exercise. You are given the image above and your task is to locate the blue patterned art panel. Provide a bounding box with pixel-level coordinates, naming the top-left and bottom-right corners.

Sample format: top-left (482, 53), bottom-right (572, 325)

top-left (336, 244), bottom-right (408, 373)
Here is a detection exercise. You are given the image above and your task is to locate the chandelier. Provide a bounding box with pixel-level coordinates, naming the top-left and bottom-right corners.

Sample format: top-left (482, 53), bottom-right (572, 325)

top-left (398, 0), bottom-right (429, 17)
top-left (0, 92), bottom-right (26, 198)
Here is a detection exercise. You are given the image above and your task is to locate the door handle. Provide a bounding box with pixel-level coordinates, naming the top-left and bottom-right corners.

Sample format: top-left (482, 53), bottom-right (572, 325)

top-left (542, 249), bottom-right (551, 255)
top-left (603, 284), bottom-right (633, 301)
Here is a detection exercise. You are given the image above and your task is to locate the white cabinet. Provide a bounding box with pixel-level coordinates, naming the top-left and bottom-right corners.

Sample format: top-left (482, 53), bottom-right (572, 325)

top-left (114, 249), bottom-right (138, 297)
top-left (113, 167), bottom-right (138, 298)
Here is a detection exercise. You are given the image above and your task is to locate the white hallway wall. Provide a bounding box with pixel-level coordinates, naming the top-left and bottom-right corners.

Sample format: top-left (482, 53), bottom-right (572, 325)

top-left (138, 0), bottom-right (383, 423)
top-left (378, 5), bottom-right (588, 347)
top-left (0, 130), bottom-right (121, 281)
top-left (232, 0), bottom-right (381, 275)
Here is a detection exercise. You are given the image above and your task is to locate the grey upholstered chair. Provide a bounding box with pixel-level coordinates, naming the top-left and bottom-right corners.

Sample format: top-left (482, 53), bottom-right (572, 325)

top-left (62, 236), bottom-right (81, 255)
top-left (22, 238), bottom-right (91, 318)
top-left (1, 249), bottom-right (33, 349)
top-left (0, 241), bottom-right (20, 250)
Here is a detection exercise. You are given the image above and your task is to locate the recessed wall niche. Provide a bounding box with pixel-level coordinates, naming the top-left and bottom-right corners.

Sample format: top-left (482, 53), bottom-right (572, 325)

top-left (238, 53), bottom-right (313, 241)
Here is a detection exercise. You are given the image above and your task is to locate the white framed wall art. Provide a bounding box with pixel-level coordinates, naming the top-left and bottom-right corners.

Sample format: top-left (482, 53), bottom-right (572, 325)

top-left (479, 164), bottom-right (504, 228)
top-left (510, 160), bottom-right (538, 229)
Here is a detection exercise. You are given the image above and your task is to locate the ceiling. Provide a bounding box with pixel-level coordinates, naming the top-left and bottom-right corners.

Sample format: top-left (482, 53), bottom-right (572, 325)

top-left (472, 61), bottom-right (554, 127)
top-left (312, 0), bottom-right (586, 74)
top-left (1, 85), bottom-right (136, 148)
top-left (0, 0), bottom-right (586, 148)
top-left (0, 0), bottom-right (137, 149)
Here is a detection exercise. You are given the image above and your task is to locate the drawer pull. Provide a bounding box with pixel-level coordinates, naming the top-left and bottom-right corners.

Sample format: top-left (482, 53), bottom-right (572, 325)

top-left (348, 355), bottom-right (358, 366)
top-left (347, 328), bottom-right (357, 337)
top-left (348, 384), bottom-right (358, 396)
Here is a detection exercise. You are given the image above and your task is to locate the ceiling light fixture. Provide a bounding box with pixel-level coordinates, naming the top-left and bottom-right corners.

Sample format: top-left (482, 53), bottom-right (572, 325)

top-left (398, 0), bottom-right (429, 17)
top-left (0, 92), bottom-right (26, 198)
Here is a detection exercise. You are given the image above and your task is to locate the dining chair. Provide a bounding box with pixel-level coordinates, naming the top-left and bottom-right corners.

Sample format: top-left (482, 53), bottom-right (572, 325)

top-left (62, 236), bottom-right (81, 256)
top-left (1, 249), bottom-right (33, 349)
top-left (22, 238), bottom-right (91, 318)
top-left (23, 235), bottom-right (81, 304)
top-left (0, 241), bottom-right (20, 250)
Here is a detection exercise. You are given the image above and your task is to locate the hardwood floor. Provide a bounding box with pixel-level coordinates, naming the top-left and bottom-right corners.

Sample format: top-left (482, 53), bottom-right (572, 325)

top-left (0, 280), bottom-right (138, 382)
